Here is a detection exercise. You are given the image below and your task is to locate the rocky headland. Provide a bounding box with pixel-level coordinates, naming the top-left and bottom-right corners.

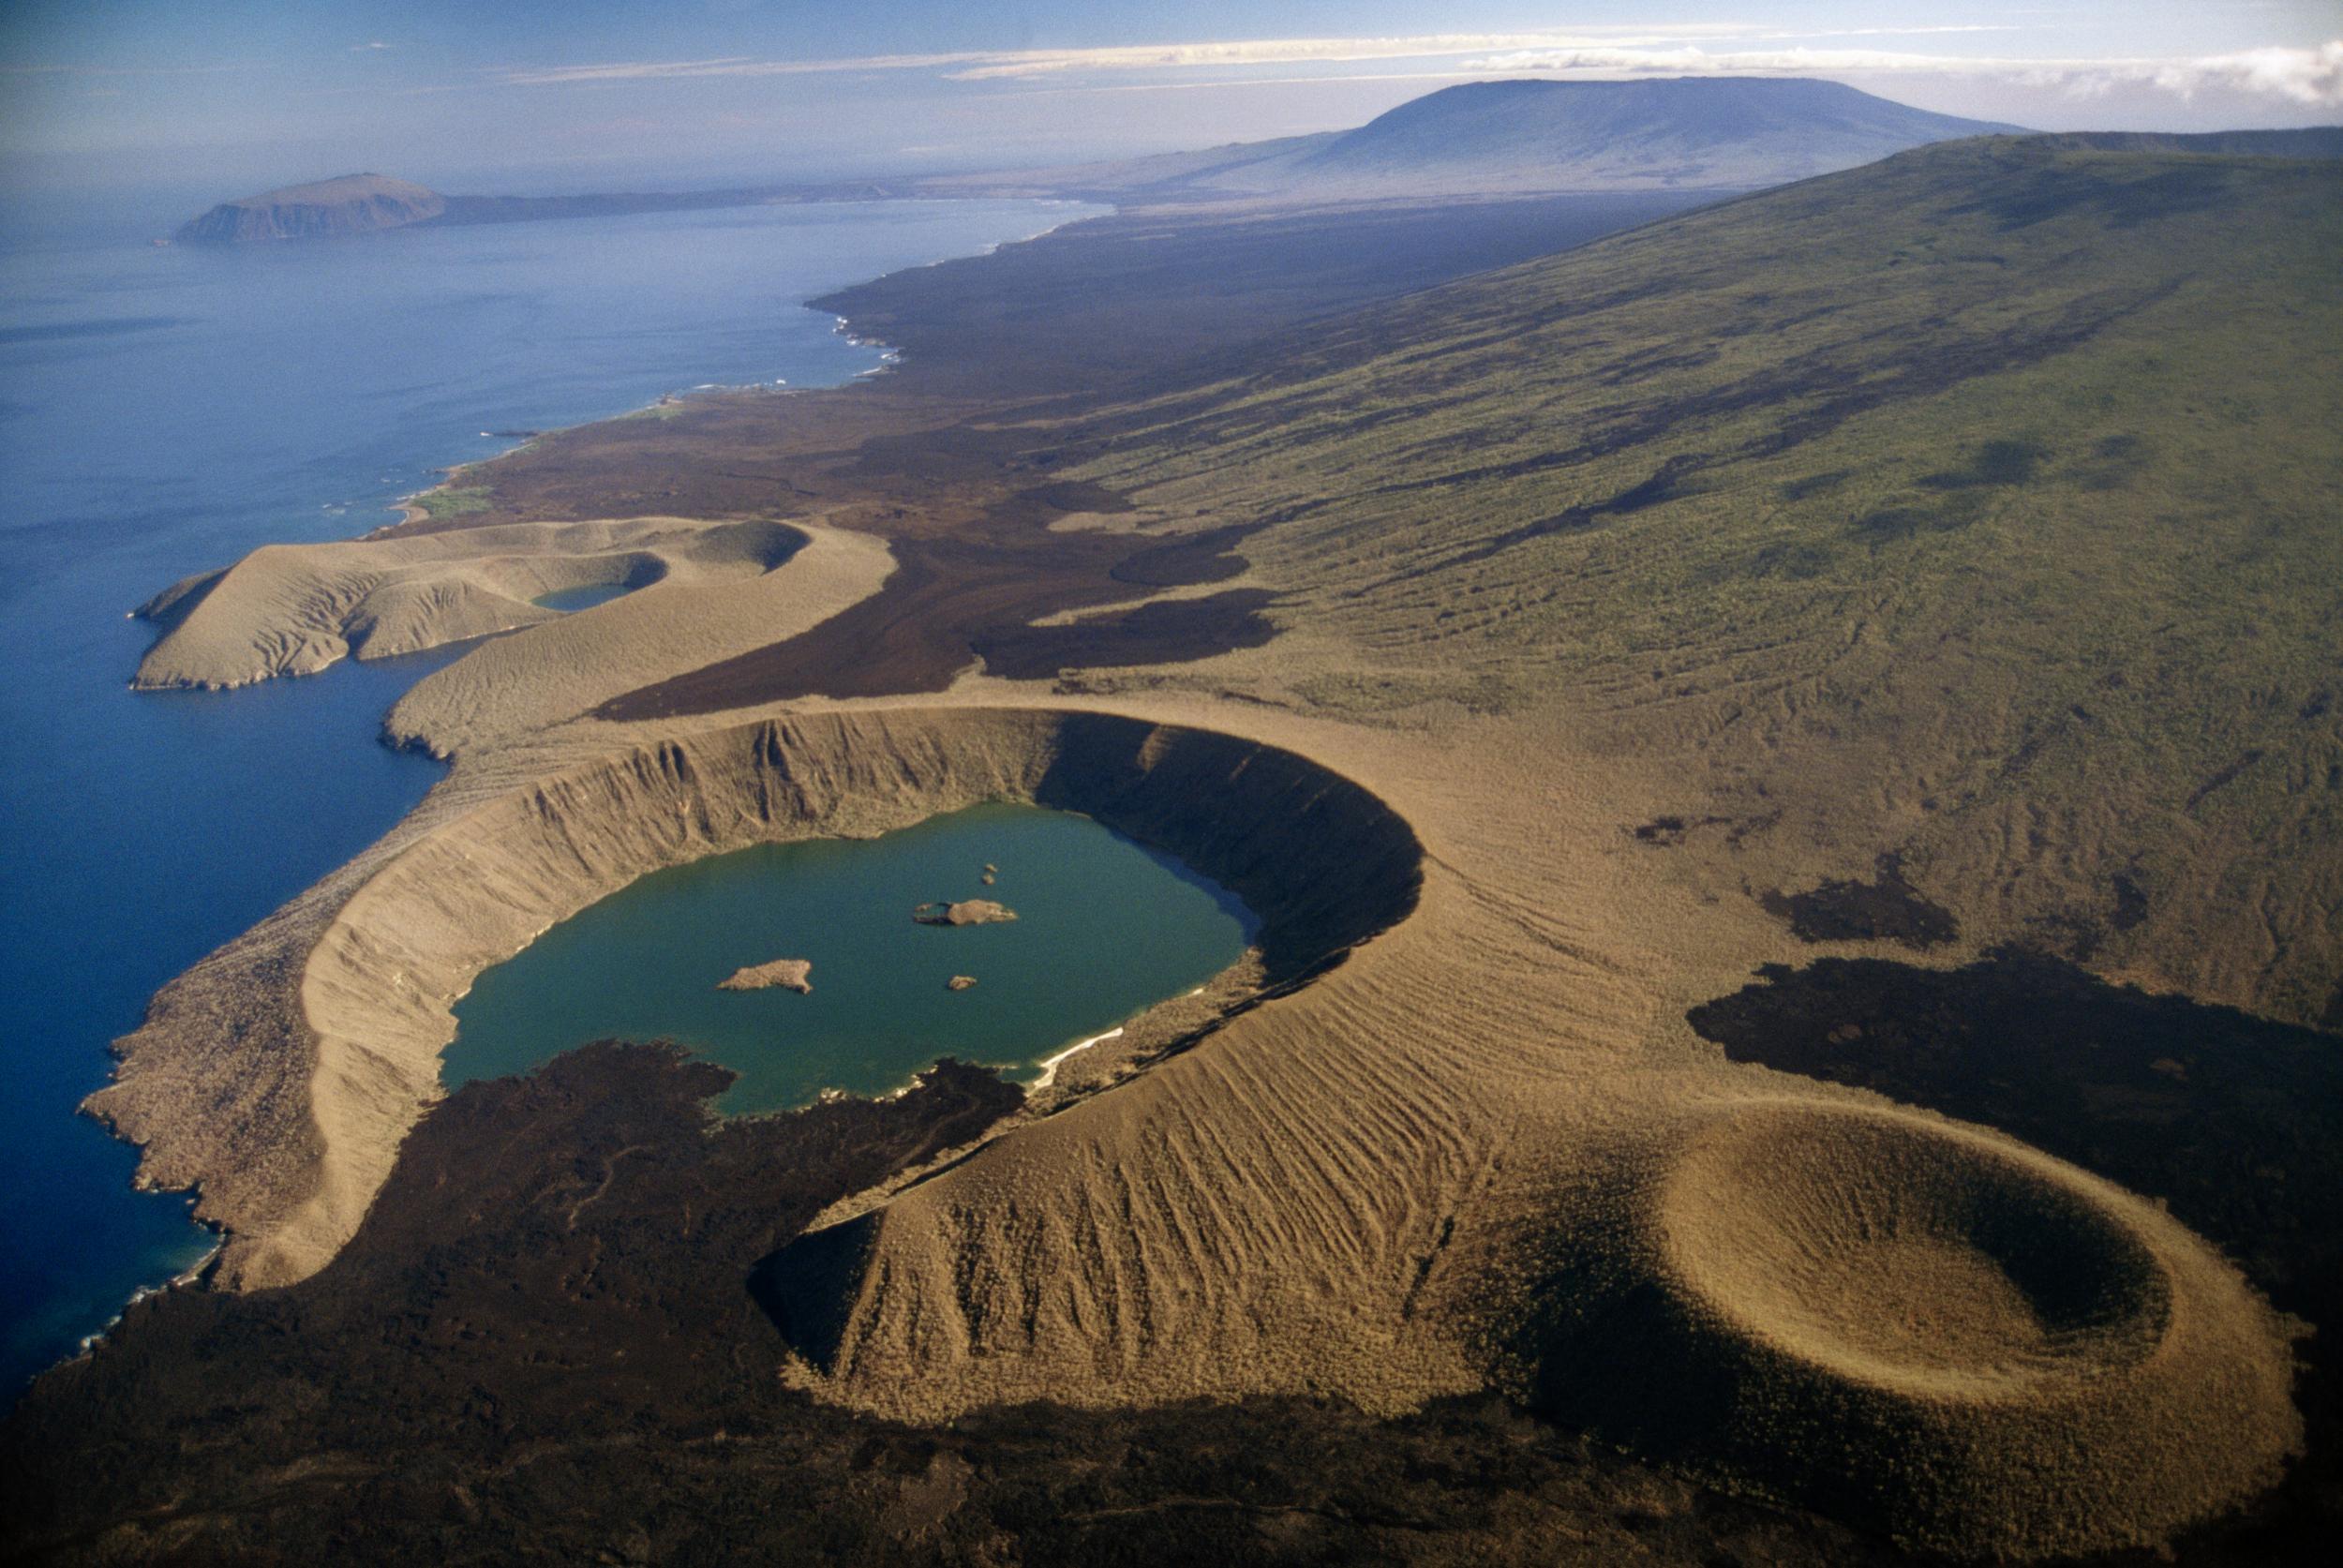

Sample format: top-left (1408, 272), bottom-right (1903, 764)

top-left (172, 173), bottom-right (447, 243)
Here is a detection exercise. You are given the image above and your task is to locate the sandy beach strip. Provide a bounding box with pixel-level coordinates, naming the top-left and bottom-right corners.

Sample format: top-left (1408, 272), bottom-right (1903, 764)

top-left (1030, 1026), bottom-right (1125, 1091)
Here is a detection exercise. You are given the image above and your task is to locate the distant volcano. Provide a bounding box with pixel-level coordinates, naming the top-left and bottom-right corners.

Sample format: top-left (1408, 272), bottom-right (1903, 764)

top-left (960, 75), bottom-right (2031, 204)
top-left (1291, 77), bottom-right (2023, 191)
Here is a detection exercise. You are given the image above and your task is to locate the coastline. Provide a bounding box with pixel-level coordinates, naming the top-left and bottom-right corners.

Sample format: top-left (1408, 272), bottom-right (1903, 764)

top-left (386, 201), bottom-right (1110, 531)
top-left (42, 193), bottom-right (1103, 1389)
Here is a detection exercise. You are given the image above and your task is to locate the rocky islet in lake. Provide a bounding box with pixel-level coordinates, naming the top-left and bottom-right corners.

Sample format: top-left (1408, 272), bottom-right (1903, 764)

top-left (911, 897), bottom-right (1017, 927)
top-left (717, 957), bottom-right (814, 994)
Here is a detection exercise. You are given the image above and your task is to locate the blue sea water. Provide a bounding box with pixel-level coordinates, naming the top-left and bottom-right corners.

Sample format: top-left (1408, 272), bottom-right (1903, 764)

top-left (0, 190), bottom-right (1100, 1400)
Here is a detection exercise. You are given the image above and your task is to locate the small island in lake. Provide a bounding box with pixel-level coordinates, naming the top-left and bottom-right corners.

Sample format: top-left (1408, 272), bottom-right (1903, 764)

top-left (913, 899), bottom-right (1017, 927)
top-left (716, 958), bottom-right (813, 994)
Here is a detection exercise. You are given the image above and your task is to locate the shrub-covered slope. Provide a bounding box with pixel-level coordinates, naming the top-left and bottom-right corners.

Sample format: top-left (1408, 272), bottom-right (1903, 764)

top-left (1077, 134), bottom-right (2343, 1023)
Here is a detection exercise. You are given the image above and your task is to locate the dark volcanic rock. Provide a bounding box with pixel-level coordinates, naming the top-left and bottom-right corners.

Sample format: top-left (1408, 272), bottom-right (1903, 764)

top-left (1, 1042), bottom-right (1883, 1567)
top-left (1760, 853), bottom-right (1959, 948)
top-left (974, 588), bottom-right (1281, 681)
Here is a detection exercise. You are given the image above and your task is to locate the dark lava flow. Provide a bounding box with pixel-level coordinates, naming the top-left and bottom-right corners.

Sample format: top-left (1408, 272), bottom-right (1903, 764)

top-left (1758, 853), bottom-right (1960, 948)
top-left (594, 485), bottom-right (1276, 717)
top-left (0, 1044), bottom-right (1879, 1567)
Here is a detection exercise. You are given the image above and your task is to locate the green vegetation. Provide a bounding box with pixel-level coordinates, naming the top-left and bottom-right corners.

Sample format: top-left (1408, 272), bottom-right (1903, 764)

top-left (1079, 136), bottom-right (2343, 1021)
top-left (408, 483), bottom-right (493, 519)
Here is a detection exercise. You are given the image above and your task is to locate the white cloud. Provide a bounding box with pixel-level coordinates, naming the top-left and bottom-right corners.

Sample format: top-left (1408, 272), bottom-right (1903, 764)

top-left (494, 31), bottom-right (2343, 110)
top-left (937, 33), bottom-right (1724, 82)
top-left (492, 29), bottom-right (1732, 87)
top-left (2163, 41), bottom-right (2343, 104)
top-left (1459, 41), bottom-right (2343, 107)
top-left (497, 52), bottom-right (988, 85)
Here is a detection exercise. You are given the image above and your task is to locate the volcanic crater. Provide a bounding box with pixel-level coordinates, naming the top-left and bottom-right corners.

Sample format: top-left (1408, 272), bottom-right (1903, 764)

top-left (1501, 1097), bottom-right (2301, 1557)
top-left (101, 705), bottom-right (1426, 1292)
top-left (1658, 1100), bottom-right (2173, 1397)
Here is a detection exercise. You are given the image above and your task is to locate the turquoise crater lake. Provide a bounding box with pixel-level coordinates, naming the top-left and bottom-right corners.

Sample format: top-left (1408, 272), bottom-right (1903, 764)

top-left (446, 803), bottom-right (1258, 1112)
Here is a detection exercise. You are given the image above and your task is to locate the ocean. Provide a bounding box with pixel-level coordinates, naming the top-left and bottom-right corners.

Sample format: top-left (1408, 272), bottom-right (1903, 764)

top-left (0, 189), bottom-right (1102, 1398)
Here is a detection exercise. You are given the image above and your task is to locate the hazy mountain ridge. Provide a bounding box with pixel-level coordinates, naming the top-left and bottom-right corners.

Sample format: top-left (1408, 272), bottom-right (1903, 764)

top-left (1289, 77), bottom-right (2022, 189)
top-left (2030, 127), bottom-right (2343, 158)
top-left (176, 76), bottom-right (2044, 242)
top-left (170, 173), bottom-right (907, 245)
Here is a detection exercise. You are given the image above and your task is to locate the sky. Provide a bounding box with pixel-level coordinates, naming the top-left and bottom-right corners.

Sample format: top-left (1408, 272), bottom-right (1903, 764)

top-left (4, 1), bottom-right (2339, 199)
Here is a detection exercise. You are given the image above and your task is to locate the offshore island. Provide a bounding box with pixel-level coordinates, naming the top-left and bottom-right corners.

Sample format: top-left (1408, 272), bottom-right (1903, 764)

top-left (7, 79), bottom-right (2343, 1565)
